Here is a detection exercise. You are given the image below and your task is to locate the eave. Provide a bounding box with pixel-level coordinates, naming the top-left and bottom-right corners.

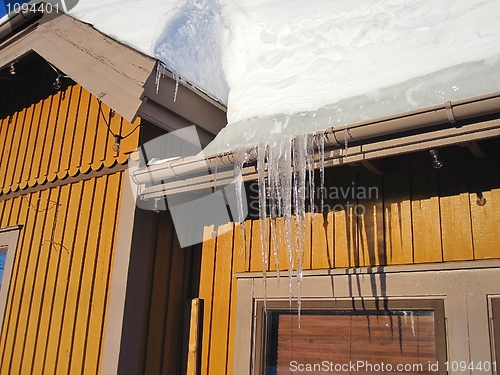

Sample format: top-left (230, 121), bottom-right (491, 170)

top-left (0, 9), bottom-right (227, 145)
top-left (134, 91), bottom-right (500, 198)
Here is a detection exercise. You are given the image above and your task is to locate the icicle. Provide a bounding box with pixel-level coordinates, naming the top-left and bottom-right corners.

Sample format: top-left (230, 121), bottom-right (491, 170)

top-left (234, 150), bottom-right (249, 263)
top-left (155, 63), bottom-right (163, 94)
top-left (173, 74), bottom-right (180, 102)
top-left (276, 137), bottom-right (294, 306)
top-left (306, 134), bottom-right (315, 213)
top-left (268, 141), bottom-right (282, 282)
top-left (344, 124), bottom-right (349, 157)
top-left (213, 154), bottom-right (218, 191)
top-left (257, 143), bottom-right (268, 308)
top-left (315, 133), bottom-right (325, 214)
top-left (411, 311), bottom-right (415, 336)
top-left (293, 135), bottom-right (307, 326)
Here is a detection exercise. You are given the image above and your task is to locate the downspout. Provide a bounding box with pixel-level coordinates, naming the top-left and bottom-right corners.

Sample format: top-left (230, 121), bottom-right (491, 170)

top-left (132, 91), bottom-right (500, 185)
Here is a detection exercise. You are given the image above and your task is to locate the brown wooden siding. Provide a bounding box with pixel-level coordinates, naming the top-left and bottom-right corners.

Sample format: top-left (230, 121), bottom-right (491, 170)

top-left (116, 209), bottom-right (201, 375)
top-left (0, 60), bottom-right (139, 195)
top-left (0, 172), bottom-right (123, 375)
top-left (199, 137), bottom-right (500, 375)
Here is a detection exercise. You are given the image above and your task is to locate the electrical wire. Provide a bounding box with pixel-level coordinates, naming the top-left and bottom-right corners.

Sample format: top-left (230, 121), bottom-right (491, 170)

top-left (45, 60), bottom-right (70, 78)
top-left (98, 100), bottom-right (140, 139)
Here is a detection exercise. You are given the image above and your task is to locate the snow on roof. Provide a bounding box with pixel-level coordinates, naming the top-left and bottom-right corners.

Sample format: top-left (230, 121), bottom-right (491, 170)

top-left (70, 0), bottom-right (500, 153)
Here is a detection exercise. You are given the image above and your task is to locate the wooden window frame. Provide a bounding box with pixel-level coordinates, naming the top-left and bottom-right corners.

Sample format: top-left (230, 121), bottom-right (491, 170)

top-left (0, 225), bottom-right (22, 335)
top-left (489, 297), bottom-right (500, 374)
top-left (233, 260), bottom-right (500, 375)
top-left (254, 299), bottom-right (446, 375)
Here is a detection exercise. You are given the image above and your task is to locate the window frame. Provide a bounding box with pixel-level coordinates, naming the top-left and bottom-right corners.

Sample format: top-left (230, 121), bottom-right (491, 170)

top-left (233, 260), bottom-right (500, 375)
top-left (489, 297), bottom-right (500, 374)
top-left (0, 225), bottom-right (22, 334)
top-left (254, 299), bottom-right (446, 375)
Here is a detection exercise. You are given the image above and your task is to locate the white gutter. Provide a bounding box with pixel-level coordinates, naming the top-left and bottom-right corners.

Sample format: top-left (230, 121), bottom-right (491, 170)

top-left (132, 91), bottom-right (500, 188)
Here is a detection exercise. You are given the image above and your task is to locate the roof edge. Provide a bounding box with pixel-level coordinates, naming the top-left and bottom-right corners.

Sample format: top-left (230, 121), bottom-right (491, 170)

top-left (132, 90), bottom-right (500, 196)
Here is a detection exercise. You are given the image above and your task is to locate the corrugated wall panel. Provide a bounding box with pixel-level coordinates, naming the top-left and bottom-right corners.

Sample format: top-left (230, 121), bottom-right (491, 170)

top-left (0, 65), bottom-right (139, 195)
top-left (0, 172), bottom-right (123, 375)
top-left (199, 138), bottom-right (500, 375)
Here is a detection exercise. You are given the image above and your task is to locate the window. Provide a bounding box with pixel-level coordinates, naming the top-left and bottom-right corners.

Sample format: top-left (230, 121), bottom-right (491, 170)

top-left (0, 226), bottom-right (22, 333)
top-left (256, 300), bottom-right (446, 375)
top-left (490, 298), bottom-right (500, 374)
top-left (233, 263), bottom-right (500, 375)
top-left (0, 245), bottom-right (7, 287)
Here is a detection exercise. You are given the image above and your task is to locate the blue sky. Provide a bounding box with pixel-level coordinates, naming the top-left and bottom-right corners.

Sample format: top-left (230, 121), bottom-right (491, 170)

top-left (0, 3), bottom-right (7, 18)
top-left (1, 1), bottom-right (31, 18)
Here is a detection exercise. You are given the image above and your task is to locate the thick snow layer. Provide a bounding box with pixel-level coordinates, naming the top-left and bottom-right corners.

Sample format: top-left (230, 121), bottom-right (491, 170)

top-left (69, 0), bottom-right (500, 153)
top-left (70, 0), bottom-right (229, 104)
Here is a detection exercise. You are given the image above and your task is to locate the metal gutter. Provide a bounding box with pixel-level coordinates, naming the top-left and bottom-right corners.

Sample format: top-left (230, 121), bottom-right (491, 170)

top-left (132, 91), bottom-right (500, 188)
top-left (0, 7), bottom-right (41, 43)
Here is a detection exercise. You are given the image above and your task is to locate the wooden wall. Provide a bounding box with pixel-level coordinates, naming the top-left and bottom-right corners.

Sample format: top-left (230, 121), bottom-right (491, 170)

top-left (124, 210), bottom-right (201, 375)
top-left (0, 56), bottom-right (140, 374)
top-left (0, 57), bottom-right (140, 196)
top-left (199, 137), bottom-right (500, 375)
top-left (0, 173), bottom-right (123, 374)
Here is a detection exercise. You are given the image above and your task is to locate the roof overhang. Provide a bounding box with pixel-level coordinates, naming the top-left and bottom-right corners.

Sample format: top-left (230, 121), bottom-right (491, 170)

top-left (133, 91), bottom-right (500, 199)
top-left (0, 7), bottom-right (227, 145)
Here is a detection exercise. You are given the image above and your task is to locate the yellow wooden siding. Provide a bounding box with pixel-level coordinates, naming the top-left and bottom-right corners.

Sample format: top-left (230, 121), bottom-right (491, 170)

top-left (0, 67), bottom-right (139, 195)
top-left (0, 172), bottom-right (123, 375)
top-left (199, 141), bottom-right (500, 375)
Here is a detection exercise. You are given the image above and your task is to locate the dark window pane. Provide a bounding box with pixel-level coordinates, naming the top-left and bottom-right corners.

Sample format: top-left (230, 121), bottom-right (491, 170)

top-left (265, 310), bottom-right (437, 375)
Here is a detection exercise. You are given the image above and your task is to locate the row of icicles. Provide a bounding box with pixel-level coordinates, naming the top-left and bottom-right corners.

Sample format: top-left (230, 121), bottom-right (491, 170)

top-left (232, 133), bottom-right (327, 326)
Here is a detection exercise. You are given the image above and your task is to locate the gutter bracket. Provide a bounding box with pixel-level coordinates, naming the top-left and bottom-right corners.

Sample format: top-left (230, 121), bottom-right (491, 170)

top-left (445, 101), bottom-right (457, 124)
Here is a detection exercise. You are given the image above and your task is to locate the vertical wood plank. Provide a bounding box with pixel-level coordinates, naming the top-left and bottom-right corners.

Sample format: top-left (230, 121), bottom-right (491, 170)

top-left (55, 178), bottom-right (96, 374)
top-left (383, 165), bottom-right (413, 265)
top-left (470, 146), bottom-right (500, 259)
top-left (356, 173), bottom-right (385, 266)
top-left (68, 177), bottom-right (107, 375)
top-left (7, 189), bottom-right (50, 374)
top-left (32, 184), bottom-right (70, 373)
top-left (3, 101), bottom-right (28, 193)
top-left (227, 219), bottom-right (248, 375)
top-left (57, 85), bottom-right (82, 179)
top-left (439, 151), bottom-right (473, 261)
top-left (88, 172), bottom-right (122, 375)
top-left (0, 192), bottom-right (33, 373)
top-left (207, 222), bottom-right (234, 375)
top-left (333, 172), bottom-right (358, 268)
top-left (411, 162), bottom-right (442, 263)
top-left (311, 212), bottom-right (334, 269)
top-left (143, 212), bottom-right (174, 375)
top-left (38, 91), bottom-right (62, 183)
top-left (43, 182), bottom-right (82, 375)
top-left (80, 96), bottom-right (100, 174)
top-left (68, 89), bottom-right (91, 176)
top-left (20, 188), bottom-right (61, 374)
top-left (199, 226), bottom-right (217, 375)
top-left (28, 95), bottom-right (53, 185)
top-left (47, 87), bottom-right (72, 182)
top-left (12, 87), bottom-right (38, 188)
top-left (162, 232), bottom-right (188, 374)
top-left (91, 101), bottom-right (111, 170)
